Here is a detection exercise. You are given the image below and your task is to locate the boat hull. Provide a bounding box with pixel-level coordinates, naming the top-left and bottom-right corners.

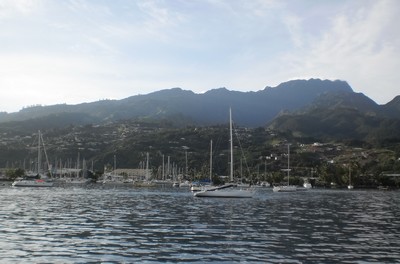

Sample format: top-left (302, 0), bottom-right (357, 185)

top-left (273, 185), bottom-right (297, 192)
top-left (133, 181), bottom-right (157, 187)
top-left (12, 180), bottom-right (54, 187)
top-left (191, 185), bottom-right (213, 192)
top-left (194, 189), bottom-right (253, 198)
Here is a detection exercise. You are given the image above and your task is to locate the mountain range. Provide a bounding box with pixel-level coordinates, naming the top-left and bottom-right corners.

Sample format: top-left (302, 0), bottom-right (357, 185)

top-left (0, 78), bottom-right (399, 142)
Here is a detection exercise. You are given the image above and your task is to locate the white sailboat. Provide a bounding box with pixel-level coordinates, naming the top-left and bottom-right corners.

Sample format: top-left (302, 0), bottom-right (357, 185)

top-left (194, 108), bottom-right (253, 198)
top-left (303, 168), bottom-right (314, 189)
top-left (179, 151), bottom-right (191, 187)
top-left (102, 154), bottom-right (121, 184)
top-left (348, 165), bottom-right (354, 189)
top-left (273, 144), bottom-right (297, 192)
top-left (133, 152), bottom-right (156, 187)
top-left (12, 130), bottom-right (54, 187)
top-left (191, 140), bottom-right (213, 192)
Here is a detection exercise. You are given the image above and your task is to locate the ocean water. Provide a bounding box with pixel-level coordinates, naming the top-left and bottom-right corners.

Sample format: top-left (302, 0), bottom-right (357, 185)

top-left (0, 185), bottom-right (399, 263)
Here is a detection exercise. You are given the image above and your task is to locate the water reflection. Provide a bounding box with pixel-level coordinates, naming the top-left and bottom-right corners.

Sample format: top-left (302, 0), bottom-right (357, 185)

top-left (0, 186), bottom-right (399, 263)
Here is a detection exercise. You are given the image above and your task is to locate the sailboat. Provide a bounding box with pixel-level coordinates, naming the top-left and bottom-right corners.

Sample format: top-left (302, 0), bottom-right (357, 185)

top-left (133, 152), bottom-right (156, 187)
top-left (12, 130), bottom-right (54, 187)
top-left (194, 108), bottom-right (253, 198)
top-left (348, 165), bottom-right (354, 189)
top-left (191, 140), bottom-right (213, 192)
top-left (179, 150), bottom-right (191, 187)
top-left (273, 144), bottom-right (297, 192)
top-left (102, 155), bottom-right (121, 184)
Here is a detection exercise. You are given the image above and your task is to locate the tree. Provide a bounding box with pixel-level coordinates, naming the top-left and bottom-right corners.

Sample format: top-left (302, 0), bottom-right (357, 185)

top-left (271, 171), bottom-right (284, 185)
top-left (5, 168), bottom-right (25, 180)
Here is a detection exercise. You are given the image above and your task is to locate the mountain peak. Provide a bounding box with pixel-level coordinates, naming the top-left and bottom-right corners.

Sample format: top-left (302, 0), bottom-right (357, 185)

top-left (145, 87), bottom-right (194, 96)
top-left (204, 87), bottom-right (230, 95)
top-left (306, 90), bottom-right (379, 113)
top-left (386, 95), bottom-right (400, 106)
top-left (277, 78), bottom-right (352, 91)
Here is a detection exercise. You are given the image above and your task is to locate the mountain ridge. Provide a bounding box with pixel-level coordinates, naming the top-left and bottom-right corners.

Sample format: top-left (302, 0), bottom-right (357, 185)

top-left (0, 79), bottom-right (399, 132)
top-left (267, 89), bottom-right (400, 142)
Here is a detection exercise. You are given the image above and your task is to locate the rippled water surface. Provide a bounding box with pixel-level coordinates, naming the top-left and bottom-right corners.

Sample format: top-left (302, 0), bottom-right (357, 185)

top-left (1, 185), bottom-right (400, 263)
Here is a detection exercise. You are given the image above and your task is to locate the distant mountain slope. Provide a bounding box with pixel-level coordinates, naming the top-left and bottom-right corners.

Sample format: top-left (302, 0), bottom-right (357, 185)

top-left (301, 90), bottom-right (380, 114)
top-left (0, 112), bottom-right (101, 134)
top-left (268, 91), bottom-right (400, 141)
top-left (382, 96), bottom-right (400, 118)
top-left (0, 78), bottom-right (357, 127)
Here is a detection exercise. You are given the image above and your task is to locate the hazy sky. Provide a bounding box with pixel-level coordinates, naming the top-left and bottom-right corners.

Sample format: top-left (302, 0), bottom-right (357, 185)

top-left (1, 0), bottom-right (399, 113)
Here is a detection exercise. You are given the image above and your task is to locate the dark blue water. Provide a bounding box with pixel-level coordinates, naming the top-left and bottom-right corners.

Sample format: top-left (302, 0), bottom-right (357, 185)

top-left (0, 185), bottom-right (399, 263)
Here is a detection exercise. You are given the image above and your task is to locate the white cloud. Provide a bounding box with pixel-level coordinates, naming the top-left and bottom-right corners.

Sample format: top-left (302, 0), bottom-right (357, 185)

top-left (0, 53), bottom-right (119, 109)
top-left (283, 13), bottom-right (304, 48)
top-left (0, 0), bottom-right (43, 18)
top-left (0, 0), bottom-right (399, 112)
top-left (273, 0), bottom-right (400, 103)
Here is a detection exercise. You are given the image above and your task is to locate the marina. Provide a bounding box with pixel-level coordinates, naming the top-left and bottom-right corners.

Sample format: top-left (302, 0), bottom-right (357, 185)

top-left (1, 185), bottom-right (399, 263)
top-left (1, 1), bottom-right (399, 262)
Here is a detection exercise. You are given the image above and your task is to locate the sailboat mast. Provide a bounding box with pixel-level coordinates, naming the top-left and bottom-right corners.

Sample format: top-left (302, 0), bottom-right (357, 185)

top-left (209, 140), bottom-right (213, 183)
top-left (146, 152), bottom-right (150, 181)
top-left (162, 154), bottom-right (165, 181)
top-left (349, 165), bottom-right (351, 185)
top-left (114, 154), bottom-right (116, 175)
top-left (185, 150), bottom-right (188, 177)
top-left (37, 130), bottom-right (41, 174)
top-left (229, 108), bottom-right (233, 182)
top-left (287, 144), bottom-right (290, 186)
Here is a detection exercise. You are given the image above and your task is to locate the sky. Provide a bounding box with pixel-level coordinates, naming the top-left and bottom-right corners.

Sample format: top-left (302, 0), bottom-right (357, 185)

top-left (0, 0), bottom-right (399, 113)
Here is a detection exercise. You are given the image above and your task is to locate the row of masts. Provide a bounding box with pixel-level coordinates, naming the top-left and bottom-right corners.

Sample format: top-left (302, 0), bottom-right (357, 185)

top-left (8, 152), bottom-right (191, 181)
top-left (5, 111), bottom-right (279, 182)
top-left (5, 111), bottom-right (251, 183)
top-left (107, 152), bottom-right (190, 182)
